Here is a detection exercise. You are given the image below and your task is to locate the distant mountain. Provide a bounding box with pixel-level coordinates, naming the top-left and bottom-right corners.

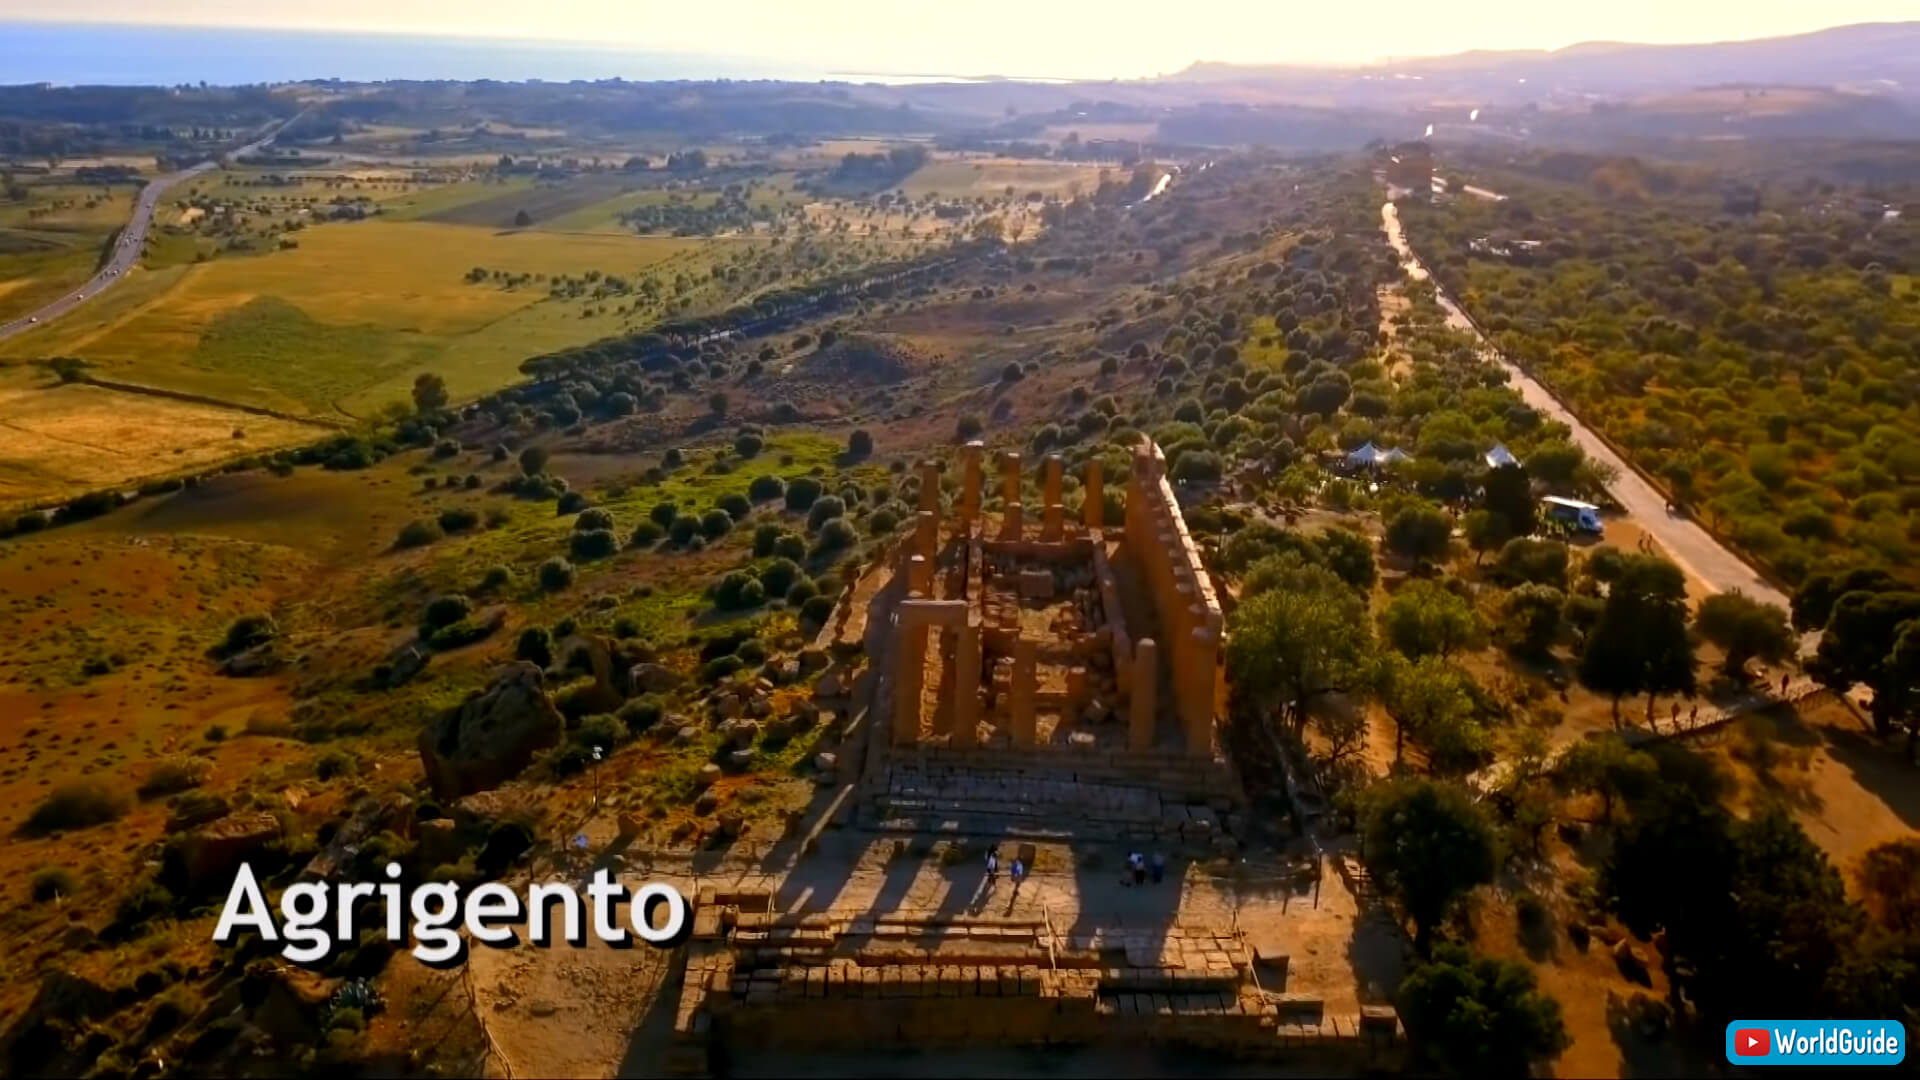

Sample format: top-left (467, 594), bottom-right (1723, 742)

top-left (1175, 22), bottom-right (1920, 102)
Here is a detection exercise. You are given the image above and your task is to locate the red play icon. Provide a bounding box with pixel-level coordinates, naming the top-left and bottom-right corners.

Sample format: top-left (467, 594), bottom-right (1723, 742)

top-left (1735, 1029), bottom-right (1771, 1057)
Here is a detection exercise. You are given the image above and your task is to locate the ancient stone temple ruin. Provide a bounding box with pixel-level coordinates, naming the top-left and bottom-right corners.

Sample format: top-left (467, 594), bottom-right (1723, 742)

top-left (862, 437), bottom-right (1243, 847)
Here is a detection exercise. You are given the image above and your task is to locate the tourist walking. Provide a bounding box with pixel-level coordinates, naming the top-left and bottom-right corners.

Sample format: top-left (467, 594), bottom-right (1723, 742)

top-left (985, 845), bottom-right (999, 879)
top-left (1150, 852), bottom-right (1165, 886)
top-left (1010, 858), bottom-right (1026, 890)
top-left (1129, 851), bottom-right (1147, 887)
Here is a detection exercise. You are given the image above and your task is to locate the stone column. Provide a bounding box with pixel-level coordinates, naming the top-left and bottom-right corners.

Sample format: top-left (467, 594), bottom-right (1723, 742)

top-left (1183, 624), bottom-right (1218, 757)
top-left (1010, 636), bottom-right (1038, 747)
top-left (960, 441), bottom-right (984, 527)
top-left (893, 616), bottom-right (926, 745)
top-left (914, 510), bottom-right (938, 562)
top-left (952, 622), bottom-right (980, 749)
top-left (1001, 502), bottom-right (1024, 541)
top-left (907, 553), bottom-right (932, 597)
top-left (918, 460), bottom-right (941, 514)
top-left (1042, 502), bottom-right (1065, 541)
top-left (1001, 451), bottom-right (1022, 505)
top-left (1042, 454), bottom-right (1064, 508)
top-left (1130, 638), bottom-right (1158, 751)
top-left (1083, 459), bottom-right (1104, 530)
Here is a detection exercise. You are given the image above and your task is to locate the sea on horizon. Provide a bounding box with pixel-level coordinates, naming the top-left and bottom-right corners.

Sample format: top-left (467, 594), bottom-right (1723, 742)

top-left (0, 21), bottom-right (1027, 87)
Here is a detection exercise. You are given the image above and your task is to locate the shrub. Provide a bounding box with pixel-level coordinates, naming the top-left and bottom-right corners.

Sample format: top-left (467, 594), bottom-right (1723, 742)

top-left (538, 557), bottom-right (575, 591)
top-left (798, 594), bottom-right (837, 627)
top-left (848, 429), bottom-right (874, 457)
top-left (630, 520), bottom-right (665, 547)
top-left (714, 572), bottom-right (767, 611)
top-left (786, 578), bottom-right (818, 605)
top-left (518, 446), bottom-right (549, 475)
top-left (569, 529), bottom-right (618, 560)
top-left (465, 473), bottom-right (482, 489)
top-left (314, 750), bottom-right (359, 781)
top-left (429, 617), bottom-right (495, 650)
top-left (24, 782), bottom-right (131, 835)
top-left (394, 519), bottom-right (442, 549)
top-left (477, 820), bottom-right (534, 877)
top-left (437, 507), bottom-right (480, 533)
top-left (773, 532), bottom-right (808, 561)
top-left (815, 518), bottom-right (858, 551)
top-left (480, 565), bottom-right (513, 590)
top-left (517, 627), bottom-right (553, 666)
top-left (806, 495), bottom-right (846, 532)
top-left (758, 558), bottom-right (802, 597)
top-left (215, 613), bottom-right (277, 658)
top-left (702, 655), bottom-right (744, 682)
top-left (717, 493), bottom-right (752, 521)
top-left (420, 594), bottom-right (473, 634)
top-left (138, 755), bottom-right (210, 799)
top-left (751, 522), bottom-right (783, 556)
top-left (618, 695), bottom-right (666, 733)
top-left (574, 507), bottom-right (615, 532)
top-left (700, 509), bottom-right (733, 539)
top-left (737, 639), bottom-right (768, 664)
top-left (868, 508), bottom-right (899, 535)
top-left (571, 714), bottom-right (626, 757)
top-left (649, 501), bottom-right (679, 528)
top-left (734, 432), bottom-right (764, 457)
top-left (556, 491), bottom-right (590, 515)
top-left (784, 476), bottom-right (824, 511)
top-left (31, 867), bottom-right (78, 903)
top-left (668, 516), bottom-right (700, 545)
top-left (956, 414), bottom-right (984, 440)
top-left (748, 475), bottom-right (785, 502)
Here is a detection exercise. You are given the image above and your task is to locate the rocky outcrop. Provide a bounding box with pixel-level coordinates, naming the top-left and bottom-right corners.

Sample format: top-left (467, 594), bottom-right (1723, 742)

top-left (217, 643), bottom-right (283, 678)
top-left (378, 644), bottom-right (430, 689)
top-left (0, 971), bottom-right (112, 1076)
top-left (631, 663), bottom-right (682, 693)
top-left (178, 812), bottom-right (282, 891)
top-left (418, 662), bottom-right (564, 800)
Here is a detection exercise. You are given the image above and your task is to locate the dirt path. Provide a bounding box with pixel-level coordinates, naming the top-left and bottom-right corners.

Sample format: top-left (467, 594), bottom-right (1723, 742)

top-left (465, 866), bottom-right (697, 1079)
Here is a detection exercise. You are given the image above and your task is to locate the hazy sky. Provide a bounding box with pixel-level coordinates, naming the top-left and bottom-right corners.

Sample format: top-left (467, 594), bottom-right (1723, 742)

top-left (1, 1), bottom-right (1913, 76)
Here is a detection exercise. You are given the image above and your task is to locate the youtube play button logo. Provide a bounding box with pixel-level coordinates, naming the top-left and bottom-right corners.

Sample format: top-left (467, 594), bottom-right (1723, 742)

top-left (1735, 1029), bottom-right (1771, 1057)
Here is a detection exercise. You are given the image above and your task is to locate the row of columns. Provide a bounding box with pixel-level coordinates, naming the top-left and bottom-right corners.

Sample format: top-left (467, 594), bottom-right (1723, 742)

top-left (1125, 440), bottom-right (1222, 757)
top-left (951, 441), bottom-right (1104, 541)
top-left (891, 440), bottom-right (1212, 757)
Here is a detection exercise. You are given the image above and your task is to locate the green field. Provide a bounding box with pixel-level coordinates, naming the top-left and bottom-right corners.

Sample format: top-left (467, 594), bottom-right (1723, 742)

top-left (0, 219), bottom-right (705, 415)
top-left (899, 158), bottom-right (1098, 199)
top-left (0, 182), bottom-right (136, 321)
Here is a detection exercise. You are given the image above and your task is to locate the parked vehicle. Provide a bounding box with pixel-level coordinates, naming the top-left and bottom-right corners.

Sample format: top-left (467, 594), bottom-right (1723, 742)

top-left (1542, 495), bottom-right (1604, 535)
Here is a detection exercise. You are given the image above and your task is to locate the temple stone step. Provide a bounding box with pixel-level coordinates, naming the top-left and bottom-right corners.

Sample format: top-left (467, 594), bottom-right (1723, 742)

top-left (876, 795), bottom-right (1163, 825)
top-left (868, 812), bottom-right (1118, 842)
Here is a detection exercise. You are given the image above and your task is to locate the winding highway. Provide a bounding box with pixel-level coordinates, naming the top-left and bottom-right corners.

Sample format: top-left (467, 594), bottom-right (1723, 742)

top-left (0, 119), bottom-right (293, 343)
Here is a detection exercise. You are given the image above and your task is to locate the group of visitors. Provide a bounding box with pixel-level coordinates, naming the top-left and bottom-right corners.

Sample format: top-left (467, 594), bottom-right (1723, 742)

top-left (1124, 851), bottom-right (1166, 886)
top-left (985, 845), bottom-right (1026, 889)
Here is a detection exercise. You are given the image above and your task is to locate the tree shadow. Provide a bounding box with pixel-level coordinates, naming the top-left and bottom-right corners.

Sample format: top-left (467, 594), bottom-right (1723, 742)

top-left (1812, 716), bottom-right (1920, 831)
top-left (616, 935), bottom-right (693, 1078)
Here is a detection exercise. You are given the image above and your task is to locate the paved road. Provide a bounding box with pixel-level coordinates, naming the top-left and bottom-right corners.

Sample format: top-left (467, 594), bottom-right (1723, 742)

top-left (1381, 200), bottom-right (1792, 615)
top-left (0, 119), bottom-right (293, 343)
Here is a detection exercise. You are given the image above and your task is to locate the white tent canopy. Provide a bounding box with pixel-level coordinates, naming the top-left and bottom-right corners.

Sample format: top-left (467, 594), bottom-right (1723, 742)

top-left (1484, 443), bottom-right (1520, 469)
top-left (1346, 442), bottom-right (1412, 468)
